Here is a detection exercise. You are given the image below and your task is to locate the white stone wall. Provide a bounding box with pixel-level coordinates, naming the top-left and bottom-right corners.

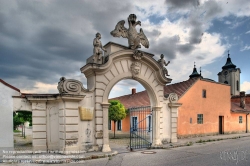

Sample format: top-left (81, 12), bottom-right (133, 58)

top-left (47, 102), bottom-right (59, 151)
top-left (78, 93), bottom-right (96, 151)
top-left (32, 102), bottom-right (47, 151)
top-left (0, 82), bottom-right (20, 148)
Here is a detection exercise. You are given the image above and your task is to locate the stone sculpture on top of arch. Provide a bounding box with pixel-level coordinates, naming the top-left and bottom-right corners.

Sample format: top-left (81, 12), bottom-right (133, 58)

top-left (13, 13), bottom-right (182, 154)
top-left (80, 13), bottom-right (181, 152)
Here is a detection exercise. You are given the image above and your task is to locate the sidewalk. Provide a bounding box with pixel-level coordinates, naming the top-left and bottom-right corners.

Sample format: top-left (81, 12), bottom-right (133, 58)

top-left (1, 132), bottom-right (250, 164)
top-left (151, 132), bottom-right (250, 149)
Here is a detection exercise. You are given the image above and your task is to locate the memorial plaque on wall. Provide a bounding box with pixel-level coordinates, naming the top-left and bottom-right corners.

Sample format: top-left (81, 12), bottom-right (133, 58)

top-left (79, 107), bottom-right (93, 121)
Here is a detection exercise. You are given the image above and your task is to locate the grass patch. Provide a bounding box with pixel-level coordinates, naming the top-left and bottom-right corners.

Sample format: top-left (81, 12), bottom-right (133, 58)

top-left (13, 130), bottom-right (21, 133)
top-left (186, 141), bottom-right (193, 146)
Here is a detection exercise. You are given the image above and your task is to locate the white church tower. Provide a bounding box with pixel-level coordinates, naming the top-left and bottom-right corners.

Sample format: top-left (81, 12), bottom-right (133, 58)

top-left (218, 51), bottom-right (241, 96)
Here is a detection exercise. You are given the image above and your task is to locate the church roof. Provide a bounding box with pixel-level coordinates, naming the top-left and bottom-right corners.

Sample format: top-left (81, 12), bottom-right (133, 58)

top-left (189, 63), bottom-right (201, 78)
top-left (222, 52), bottom-right (236, 70)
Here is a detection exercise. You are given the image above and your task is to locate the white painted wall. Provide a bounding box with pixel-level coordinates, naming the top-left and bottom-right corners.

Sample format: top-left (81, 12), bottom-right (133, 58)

top-left (0, 82), bottom-right (20, 148)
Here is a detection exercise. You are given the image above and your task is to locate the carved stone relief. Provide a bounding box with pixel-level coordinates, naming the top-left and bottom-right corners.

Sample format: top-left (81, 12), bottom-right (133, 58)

top-left (57, 77), bottom-right (84, 95)
top-left (133, 50), bottom-right (144, 60)
top-left (130, 61), bottom-right (141, 78)
top-left (168, 93), bottom-right (178, 103)
top-left (65, 140), bottom-right (78, 146)
top-left (85, 121), bottom-right (91, 143)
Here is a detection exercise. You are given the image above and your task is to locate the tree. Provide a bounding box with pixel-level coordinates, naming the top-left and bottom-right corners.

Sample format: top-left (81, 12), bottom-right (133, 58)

top-left (108, 100), bottom-right (126, 138)
top-left (13, 111), bottom-right (32, 138)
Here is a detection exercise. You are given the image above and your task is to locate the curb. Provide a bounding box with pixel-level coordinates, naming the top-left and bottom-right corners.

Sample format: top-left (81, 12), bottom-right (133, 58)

top-left (0, 151), bottom-right (118, 164)
top-left (150, 134), bottom-right (250, 150)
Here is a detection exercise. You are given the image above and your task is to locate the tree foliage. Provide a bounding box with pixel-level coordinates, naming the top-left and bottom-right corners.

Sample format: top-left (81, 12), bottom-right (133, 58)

top-left (13, 111), bottom-right (32, 130)
top-left (108, 100), bottom-right (126, 138)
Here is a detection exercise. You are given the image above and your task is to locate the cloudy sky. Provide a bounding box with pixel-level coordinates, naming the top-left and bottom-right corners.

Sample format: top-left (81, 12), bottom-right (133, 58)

top-left (0, 0), bottom-right (250, 98)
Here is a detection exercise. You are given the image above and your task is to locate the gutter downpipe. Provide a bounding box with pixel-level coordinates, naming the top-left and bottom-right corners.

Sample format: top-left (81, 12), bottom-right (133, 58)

top-left (246, 113), bottom-right (249, 133)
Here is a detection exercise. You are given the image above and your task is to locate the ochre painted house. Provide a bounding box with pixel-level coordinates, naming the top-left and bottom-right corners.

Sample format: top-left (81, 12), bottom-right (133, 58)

top-left (110, 54), bottom-right (250, 138)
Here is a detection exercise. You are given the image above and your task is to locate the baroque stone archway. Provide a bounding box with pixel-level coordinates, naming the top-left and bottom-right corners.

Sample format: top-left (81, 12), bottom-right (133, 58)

top-left (10, 41), bottom-right (181, 154)
top-left (81, 42), bottom-right (178, 152)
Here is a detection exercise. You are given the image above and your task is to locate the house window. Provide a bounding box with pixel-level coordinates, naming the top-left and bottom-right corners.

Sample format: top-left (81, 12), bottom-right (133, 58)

top-left (197, 114), bottom-right (203, 124)
top-left (117, 120), bottom-right (122, 131)
top-left (236, 80), bottom-right (239, 91)
top-left (239, 116), bottom-right (242, 123)
top-left (132, 117), bottom-right (138, 131)
top-left (190, 118), bottom-right (192, 124)
top-left (108, 119), bottom-right (111, 130)
top-left (202, 90), bottom-right (206, 98)
top-left (148, 115), bottom-right (152, 132)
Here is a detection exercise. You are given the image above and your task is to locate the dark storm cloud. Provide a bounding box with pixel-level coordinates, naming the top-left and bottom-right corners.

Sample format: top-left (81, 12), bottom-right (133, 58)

top-left (34, 26), bottom-right (90, 61)
top-left (150, 35), bottom-right (180, 60)
top-left (196, 56), bottom-right (205, 60)
top-left (0, 0), bottom-right (134, 91)
top-left (177, 43), bottom-right (194, 54)
top-left (187, 0), bottom-right (222, 45)
top-left (203, 0), bottom-right (223, 20)
top-left (149, 35), bottom-right (196, 60)
top-left (165, 0), bottom-right (199, 9)
top-left (145, 29), bottom-right (161, 41)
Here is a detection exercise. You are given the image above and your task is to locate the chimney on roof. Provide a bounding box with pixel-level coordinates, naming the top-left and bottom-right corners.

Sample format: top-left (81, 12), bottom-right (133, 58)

top-left (132, 88), bottom-right (136, 95)
top-left (240, 91), bottom-right (246, 109)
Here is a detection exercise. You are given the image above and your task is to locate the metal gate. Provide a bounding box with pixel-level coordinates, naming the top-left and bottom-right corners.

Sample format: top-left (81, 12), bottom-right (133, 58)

top-left (129, 106), bottom-right (152, 150)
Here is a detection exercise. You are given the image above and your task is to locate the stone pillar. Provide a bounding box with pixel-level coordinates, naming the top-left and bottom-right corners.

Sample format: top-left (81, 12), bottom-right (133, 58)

top-left (101, 103), bottom-right (111, 152)
top-left (152, 106), bottom-right (162, 146)
top-left (32, 102), bottom-right (47, 152)
top-left (168, 102), bottom-right (182, 143)
top-left (58, 96), bottom-right (84, 154)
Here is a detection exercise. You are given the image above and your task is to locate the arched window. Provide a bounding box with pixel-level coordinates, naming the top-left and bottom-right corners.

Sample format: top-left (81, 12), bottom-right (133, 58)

top-left (236, 80), bottom-right (239, 91)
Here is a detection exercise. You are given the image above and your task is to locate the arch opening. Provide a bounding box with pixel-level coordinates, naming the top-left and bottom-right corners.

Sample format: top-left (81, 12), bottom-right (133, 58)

top-left (107, 79), bottom-right (153, 150)
top-left (13, 110), bottom-right (33, 150)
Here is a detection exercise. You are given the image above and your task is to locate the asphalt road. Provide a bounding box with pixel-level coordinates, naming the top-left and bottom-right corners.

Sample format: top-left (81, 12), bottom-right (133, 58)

top-left (85, 136), bottom-right (250, 166)
top-left (1, 136), bottom-right (250, 166)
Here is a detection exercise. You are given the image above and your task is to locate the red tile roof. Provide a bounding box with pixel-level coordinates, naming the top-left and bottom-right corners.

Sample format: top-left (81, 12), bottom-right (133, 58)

top-left (0, 79), bottom-right (20, 92)
top-left (231, 94), bottom-right (250, 104)
top-left (164, 78), bottom-right (198, 98)
top-left (110, 78), bottom-right (199, 108)
top-left (110, 78), bottom-right (250, 114)
top-left (109, 90), bottom-right (150, 109)
top-left (231, 102), bottom-right (250, 113)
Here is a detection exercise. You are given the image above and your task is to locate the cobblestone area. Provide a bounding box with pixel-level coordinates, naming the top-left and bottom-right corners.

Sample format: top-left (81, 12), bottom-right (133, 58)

top-left (14, 133), bottom-right (32, 151)
top-left (13, 132), bottom-right (131, 151)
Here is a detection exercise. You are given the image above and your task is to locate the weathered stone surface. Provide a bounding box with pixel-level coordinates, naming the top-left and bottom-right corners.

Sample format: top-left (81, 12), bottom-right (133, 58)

top-left (33, 125), bottom-right (46, 132)
top-left (110, 14), bottom-right (149, 49)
